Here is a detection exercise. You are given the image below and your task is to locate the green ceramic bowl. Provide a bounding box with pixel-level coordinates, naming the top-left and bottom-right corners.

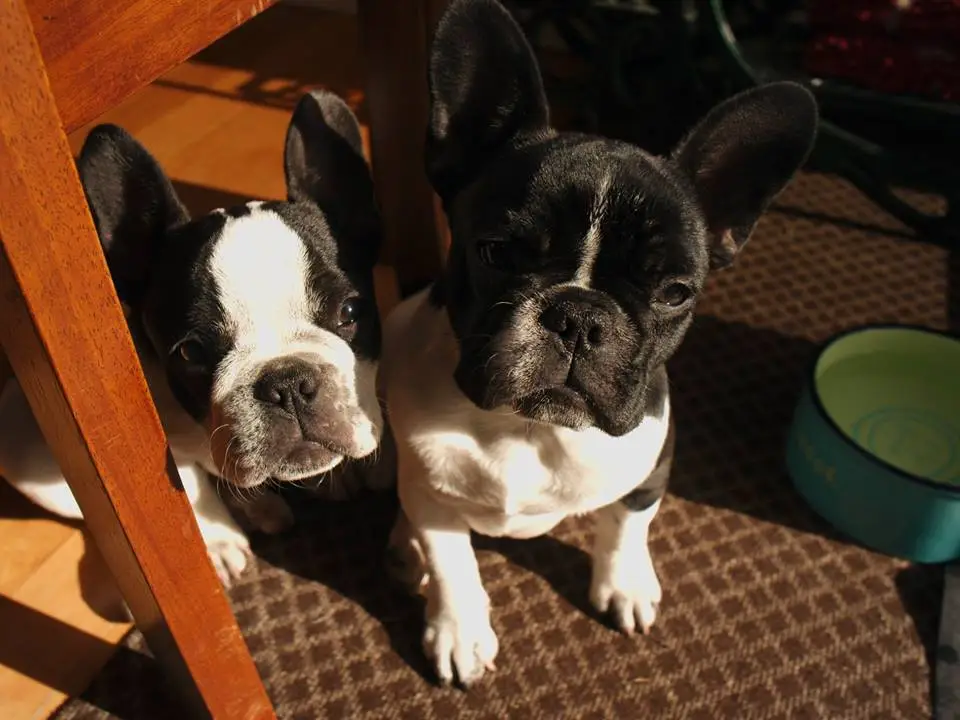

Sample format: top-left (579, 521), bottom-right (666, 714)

top-left (786, 325), bottom-right (960, 563)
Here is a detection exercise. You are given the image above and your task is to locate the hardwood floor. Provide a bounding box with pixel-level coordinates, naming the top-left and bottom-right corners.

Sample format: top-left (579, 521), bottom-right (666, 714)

top-left (0, 5), bottom-right (397, 717)
top-left (0, 483), bottom-right (130, 719)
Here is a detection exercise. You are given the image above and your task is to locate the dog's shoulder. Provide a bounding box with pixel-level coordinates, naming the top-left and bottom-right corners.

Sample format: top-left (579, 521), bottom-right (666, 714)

top-left (382, 286), bottom-right (461, 410)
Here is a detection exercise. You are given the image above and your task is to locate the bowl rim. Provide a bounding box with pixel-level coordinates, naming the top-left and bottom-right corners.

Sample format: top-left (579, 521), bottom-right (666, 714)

top-left (807, 322), bottom-right (960, 495)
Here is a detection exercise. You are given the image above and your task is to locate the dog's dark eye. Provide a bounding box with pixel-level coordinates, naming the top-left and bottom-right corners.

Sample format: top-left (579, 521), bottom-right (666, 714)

top-left (174, 338), bottom-right (207, 368)
top-left (477, 240), bottom-right (510, 269)
top-left (338, 297), bottom-right (363, 327)
top-left (655, 282), bottom-right (693, 308)
top-left (478, 238), bottom-right (545, 273)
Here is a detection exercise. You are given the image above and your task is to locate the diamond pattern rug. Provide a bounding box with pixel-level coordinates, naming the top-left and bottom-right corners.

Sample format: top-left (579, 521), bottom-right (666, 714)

top-left (56, 172), bottom-right (957, 719)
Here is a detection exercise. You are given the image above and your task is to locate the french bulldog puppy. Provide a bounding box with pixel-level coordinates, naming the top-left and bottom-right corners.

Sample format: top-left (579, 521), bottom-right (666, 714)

top-left (0, 89), bottom-right (385, 585)
top-left (381, 0), bottom-right (818, 687)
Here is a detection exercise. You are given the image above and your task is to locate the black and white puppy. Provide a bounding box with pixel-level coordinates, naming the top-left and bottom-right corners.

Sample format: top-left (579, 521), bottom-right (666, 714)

top-left (0, 90), bottom-right (385, 585)
top-left (382, 0), bottom-right (818, 687)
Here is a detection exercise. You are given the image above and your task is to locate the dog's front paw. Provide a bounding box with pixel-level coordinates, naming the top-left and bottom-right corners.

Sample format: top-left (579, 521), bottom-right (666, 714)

top-left (590, 552), bottom-right (662, 636)
top-left (205, 529), bottom-right (253, 587)
top-left (423, 604), bottom-right (499, 688)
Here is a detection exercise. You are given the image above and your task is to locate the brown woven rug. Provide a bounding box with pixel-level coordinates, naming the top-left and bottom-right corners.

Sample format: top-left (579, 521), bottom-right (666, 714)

top-left (57, 172), bottom-right (957, 719)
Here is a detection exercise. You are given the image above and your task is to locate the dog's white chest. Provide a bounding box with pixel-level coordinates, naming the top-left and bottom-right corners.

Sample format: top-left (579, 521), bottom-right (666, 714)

top-left (436, 426), bottom-right (582, 516)
top-left (430, 412), bottom-right (668, 527)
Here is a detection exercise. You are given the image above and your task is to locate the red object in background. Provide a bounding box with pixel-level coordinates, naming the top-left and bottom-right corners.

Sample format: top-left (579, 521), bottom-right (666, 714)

top-left (803, 0), bottom-right (960, 102)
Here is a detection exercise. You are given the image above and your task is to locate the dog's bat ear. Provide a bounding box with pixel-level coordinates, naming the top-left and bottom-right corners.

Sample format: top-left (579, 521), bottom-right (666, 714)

top-left (285, 89), bottom-right (381, 267)
top-left (426, 0), bottom-right (551, 204)
top-left (77, 124), bottom-right (189, 306)
top-left (671, 81), bottom-right (818, 270)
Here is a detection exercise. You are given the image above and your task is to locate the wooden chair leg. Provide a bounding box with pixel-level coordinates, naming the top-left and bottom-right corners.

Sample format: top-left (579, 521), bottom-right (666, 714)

top-left (0, 347), bottom-right (10, 392)
top-left (0, 2), bottom-right (274, 717)
top-left (357, 0), bottom-right (451, 294)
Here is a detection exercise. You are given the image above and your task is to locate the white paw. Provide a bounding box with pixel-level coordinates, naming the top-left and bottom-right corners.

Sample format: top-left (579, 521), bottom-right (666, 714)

top-left (423, 601), bottom-right (499, 687)
top-left (205, 530), bottom-right (253, 587)
top-left (243, 492), bottom-right (295, 534)
top-left (590, 551), bottom-right (662, 636)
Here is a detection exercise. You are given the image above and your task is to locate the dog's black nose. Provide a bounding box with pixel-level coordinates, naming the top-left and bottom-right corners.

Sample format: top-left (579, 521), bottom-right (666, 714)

top-left (254, 358), bottom-right (322, 413)
top-left (540, 300), bottom-right (605, 348)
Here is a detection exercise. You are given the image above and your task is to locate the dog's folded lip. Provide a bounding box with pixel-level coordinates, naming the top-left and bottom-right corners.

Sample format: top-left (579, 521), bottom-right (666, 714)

top-left (272, 466), bottom-right (332, 482)
top-left (518, 385), bottom-right (588, 408)
top-left (258, 442), bottom-right (341, 483)
top-left (302, 436), bottom-right (355, 457)
top-left (510, 385), bottom-right (592, 422)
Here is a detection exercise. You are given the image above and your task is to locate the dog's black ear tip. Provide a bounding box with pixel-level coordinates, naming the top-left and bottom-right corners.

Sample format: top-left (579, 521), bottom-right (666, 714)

top-left (763, 79), bottom-right (816, 100)
top-left (85, 123), bottom-right (129, 140)
top-left (756, 81), bottom-right (820, 131)
top-left (77, 126), bottom-right (155, 194)
top-left (445, 0), bottom-right (503, 16)
top-left (434, 0), bottom-right (521, 42)
top-left (80, 123), bottom-right (140, 158)
top-left (292, 89), bottom-right (330, 121)
top-left (289, 88), bottom-right (364, 158)
top-left (776, 84), bottom-right (820, 162)
top-left (295, 88), bottom-right (349, 116)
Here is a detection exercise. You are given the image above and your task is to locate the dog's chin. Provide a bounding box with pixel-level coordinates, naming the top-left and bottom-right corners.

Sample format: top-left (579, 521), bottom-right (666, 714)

top-left (218, 443), bottom-right (347, 489)
top-left (272, 460), bottom-right (342, 482)
top-left (510, 385), bottom-right (645, 437)
top-left (272, 442), bottom-right (348, 482)
top-left (457, 369), bottom-right (600, 431)
top-left (512, 387), bottom-right (593, 430)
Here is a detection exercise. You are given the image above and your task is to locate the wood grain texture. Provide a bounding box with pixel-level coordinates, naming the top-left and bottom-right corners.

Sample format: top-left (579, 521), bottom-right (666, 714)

top-left (0, 1), bottom-right (274, 717)
top-left (357, 0), bottom-right (449, 292)
top-left (27, 0), bottom-right (278, 134)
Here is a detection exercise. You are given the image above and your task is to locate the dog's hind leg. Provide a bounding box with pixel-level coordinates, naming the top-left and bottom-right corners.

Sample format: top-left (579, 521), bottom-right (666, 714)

top-left (386, 508), bottom-right (429, 596)
top-left (0, 379), bottom-right (83, 519)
